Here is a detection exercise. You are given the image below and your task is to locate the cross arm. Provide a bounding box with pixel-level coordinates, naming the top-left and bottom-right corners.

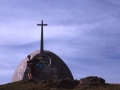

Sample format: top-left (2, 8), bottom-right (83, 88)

top-left (37, 24), bottom-right (47, 26)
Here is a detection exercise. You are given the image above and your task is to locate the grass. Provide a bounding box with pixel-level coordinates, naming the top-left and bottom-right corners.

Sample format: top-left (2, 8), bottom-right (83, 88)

top-left (0, 79), bottom-right (120, 90)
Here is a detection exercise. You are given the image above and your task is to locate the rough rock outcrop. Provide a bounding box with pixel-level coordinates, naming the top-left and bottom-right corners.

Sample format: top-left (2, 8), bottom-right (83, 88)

top-left (79, 76), bottom-right (105, 86)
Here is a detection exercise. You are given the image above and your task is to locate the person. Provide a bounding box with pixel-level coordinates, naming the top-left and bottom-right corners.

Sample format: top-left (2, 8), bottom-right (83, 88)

top-left (27, 55), bottom-right (33, 81)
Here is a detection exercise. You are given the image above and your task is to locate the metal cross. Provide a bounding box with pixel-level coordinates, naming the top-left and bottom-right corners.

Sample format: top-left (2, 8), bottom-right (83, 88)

top-left (37, 20), bottom-right (48, 53)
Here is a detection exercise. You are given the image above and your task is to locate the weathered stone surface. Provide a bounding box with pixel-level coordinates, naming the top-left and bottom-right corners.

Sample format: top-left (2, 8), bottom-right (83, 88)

top-left (12, 50), bottom-right (74, 82)
top-left (79, 76), bottom-right (105, 86)
top-left (12, 50), bottom-right (40, 82)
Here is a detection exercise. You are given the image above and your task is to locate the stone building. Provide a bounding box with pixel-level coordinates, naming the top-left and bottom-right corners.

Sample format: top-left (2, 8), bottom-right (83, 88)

top-left (12, 20), bottom-right (74, 82)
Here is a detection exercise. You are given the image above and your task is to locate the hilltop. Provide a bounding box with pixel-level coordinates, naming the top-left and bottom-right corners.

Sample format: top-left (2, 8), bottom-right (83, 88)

top-left (0, 77), bottom-right (120, 90)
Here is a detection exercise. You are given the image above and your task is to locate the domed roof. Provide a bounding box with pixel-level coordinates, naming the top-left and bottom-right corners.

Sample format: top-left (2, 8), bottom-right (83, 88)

top-left (12, 50), bottom-right (74, 82)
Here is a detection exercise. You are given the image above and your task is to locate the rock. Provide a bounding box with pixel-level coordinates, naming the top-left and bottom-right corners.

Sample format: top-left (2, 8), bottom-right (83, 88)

top-left (79, 76), bottom-right (105, 86)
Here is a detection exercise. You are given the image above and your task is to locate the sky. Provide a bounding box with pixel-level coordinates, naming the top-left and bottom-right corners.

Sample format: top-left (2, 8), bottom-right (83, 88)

top-left (0, 0), bottom-right (120, 84)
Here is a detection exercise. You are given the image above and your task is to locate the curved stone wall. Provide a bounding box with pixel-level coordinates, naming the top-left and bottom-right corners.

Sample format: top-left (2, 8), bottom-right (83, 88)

top-left (12, 50), bottom-right (74, 82)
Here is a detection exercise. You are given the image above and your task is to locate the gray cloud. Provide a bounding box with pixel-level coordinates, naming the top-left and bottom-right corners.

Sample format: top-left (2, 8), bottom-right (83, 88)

top-left (0, 0), bottom-right (120, 84)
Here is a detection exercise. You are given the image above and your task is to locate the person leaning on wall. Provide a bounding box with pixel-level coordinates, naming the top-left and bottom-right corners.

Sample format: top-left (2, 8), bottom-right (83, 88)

top-left (27, 55), bottom-right (33, 81)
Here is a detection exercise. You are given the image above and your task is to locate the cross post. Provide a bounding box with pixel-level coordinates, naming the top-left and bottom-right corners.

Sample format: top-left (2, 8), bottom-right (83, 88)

top-left (37, 20), bottom-right (47, 53)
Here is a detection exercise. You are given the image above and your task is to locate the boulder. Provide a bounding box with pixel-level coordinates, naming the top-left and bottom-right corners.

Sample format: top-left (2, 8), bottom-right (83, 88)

top-left (79, 76), bottom-right (105, 86)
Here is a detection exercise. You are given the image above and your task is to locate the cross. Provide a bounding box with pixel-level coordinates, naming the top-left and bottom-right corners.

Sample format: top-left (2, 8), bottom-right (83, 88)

top-left (37, 20), bottom-right (48, 53)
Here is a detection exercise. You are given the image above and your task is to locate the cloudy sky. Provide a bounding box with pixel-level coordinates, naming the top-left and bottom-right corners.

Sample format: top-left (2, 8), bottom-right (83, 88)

top-left (0, 0), bottom-right (120, 84)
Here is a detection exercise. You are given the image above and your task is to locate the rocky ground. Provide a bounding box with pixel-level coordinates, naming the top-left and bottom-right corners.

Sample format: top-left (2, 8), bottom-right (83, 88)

top-left (0, 76), bottom-right (120, 90)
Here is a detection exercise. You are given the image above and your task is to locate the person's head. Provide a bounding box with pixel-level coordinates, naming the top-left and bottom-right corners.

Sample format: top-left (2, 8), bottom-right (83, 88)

top-left (27, 55), bottom-right (31, 60)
